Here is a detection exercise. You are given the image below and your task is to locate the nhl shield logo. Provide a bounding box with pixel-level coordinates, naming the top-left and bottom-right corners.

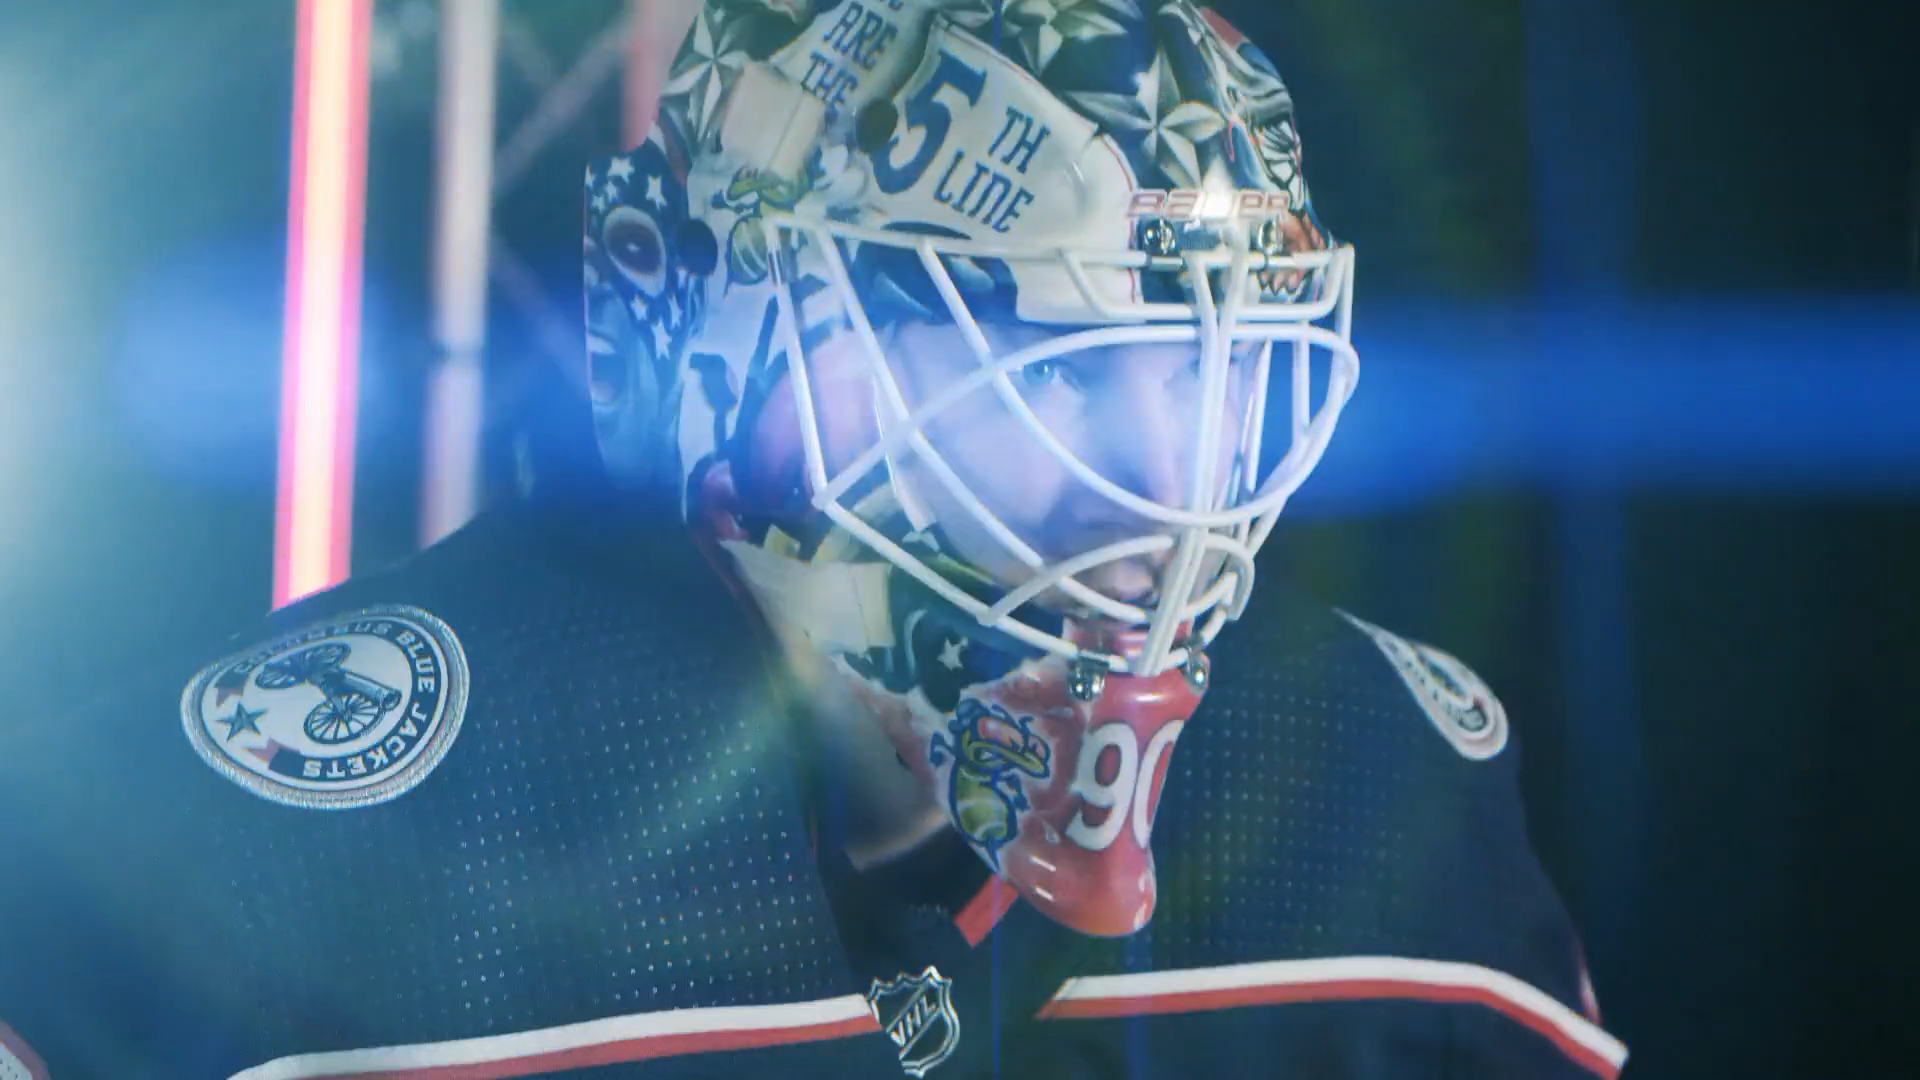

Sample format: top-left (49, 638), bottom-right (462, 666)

top-left (867, 966), bottom-right (961, 1077)
top-left (181, 606), bottom-right (469, 809)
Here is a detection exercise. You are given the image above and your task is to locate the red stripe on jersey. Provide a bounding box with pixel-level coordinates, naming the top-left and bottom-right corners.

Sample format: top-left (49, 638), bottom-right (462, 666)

top-left (1037, 959), bottom-right (1626, 1080)
top-left (320, 1015), bottom-right (879, 1080)
top-left (1573, 938), bottom-right (1604, 1024)
top-left (954, 875), bottom-right (1018, 947)
top-left (233, 997), bottom-right (882, 1080)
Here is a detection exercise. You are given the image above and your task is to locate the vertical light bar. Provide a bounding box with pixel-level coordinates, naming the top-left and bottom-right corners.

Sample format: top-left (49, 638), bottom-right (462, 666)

top-left (275, 0), bottom-right (372, 607)
top-left (420, 0), bottom-right (500, 547)
top-left (622, 0), bottom-right (660, 150)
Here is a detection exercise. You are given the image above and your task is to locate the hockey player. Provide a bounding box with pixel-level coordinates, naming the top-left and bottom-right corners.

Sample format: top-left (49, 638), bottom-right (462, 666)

top-left (0, 2), bottom-right (1626, 1077)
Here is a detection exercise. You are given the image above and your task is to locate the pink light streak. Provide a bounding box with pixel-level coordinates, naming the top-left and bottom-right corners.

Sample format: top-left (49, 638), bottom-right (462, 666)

top-left (274, 0), bottom-right (371, 608)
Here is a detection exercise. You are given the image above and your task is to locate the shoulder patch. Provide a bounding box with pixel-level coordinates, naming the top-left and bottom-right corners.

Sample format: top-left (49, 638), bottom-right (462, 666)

top-left (180, 605), bottom-right (469, 809)
top-left (0, 1021), bottom-right (49, 1080)
top-left (1338, 612), bottom-right (1508, 760)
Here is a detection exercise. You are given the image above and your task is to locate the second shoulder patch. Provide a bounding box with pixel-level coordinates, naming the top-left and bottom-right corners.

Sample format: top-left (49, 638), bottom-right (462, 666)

top-left (1338, 612), bottom-right (1509, 761)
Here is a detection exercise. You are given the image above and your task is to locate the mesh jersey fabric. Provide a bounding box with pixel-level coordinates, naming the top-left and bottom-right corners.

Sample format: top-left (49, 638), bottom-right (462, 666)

top-left (0, 503), bottom-right (900, 1079)
top-left (0, 499), bottom-right (1619, 1079)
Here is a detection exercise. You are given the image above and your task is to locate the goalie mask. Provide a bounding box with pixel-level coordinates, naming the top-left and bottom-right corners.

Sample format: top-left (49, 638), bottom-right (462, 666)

top-left (584, 0), bottom-right (1357, 937)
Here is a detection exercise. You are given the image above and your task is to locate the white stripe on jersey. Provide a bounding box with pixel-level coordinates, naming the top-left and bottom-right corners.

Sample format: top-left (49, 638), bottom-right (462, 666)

top-left (230, 994), bottom-right (880, 1079)
top-left (1040, 955), bottom-right (1628, 1078)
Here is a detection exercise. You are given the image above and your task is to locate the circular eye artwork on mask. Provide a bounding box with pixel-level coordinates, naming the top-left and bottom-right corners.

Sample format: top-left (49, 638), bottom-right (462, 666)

top-left (180, 606), bottom-right (469, 809)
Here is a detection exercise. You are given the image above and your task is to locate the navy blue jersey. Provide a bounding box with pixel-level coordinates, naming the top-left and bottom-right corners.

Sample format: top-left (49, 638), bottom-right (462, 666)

top-left (0, 504), bottom-right (1624, 1078)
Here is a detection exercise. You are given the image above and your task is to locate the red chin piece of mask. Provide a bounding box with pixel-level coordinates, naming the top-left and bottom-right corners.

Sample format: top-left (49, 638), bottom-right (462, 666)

top-left (866, 620), bottom-right (1206, 938)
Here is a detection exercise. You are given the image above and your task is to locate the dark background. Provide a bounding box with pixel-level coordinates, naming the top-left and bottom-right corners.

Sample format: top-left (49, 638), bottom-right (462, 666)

top-left (1, 1), bottom-right (1915, 1076)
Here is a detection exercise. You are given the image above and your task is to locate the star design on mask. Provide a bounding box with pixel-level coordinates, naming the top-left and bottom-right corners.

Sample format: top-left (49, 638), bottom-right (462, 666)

top-left (641, 173), bottom-right (664, 208)
top-left (591, 191), bottom-right (608, 213)
top-left (1068, 48), bottom-right (1226, 187)
top-left (218, 702), bottom-right (265, 742)
top-left (661, 7), bottom-right (753, 143)
top-left (649, 313), bottom-right (673, 360)
top-left (943, 0), bottom-right (1141, 75)
top-left (1163, 2), bottom-right (1306, 190)
top-left (938, 636), bottom-right (968, 671)
top-left (607, 156), bottom-right (636, 185)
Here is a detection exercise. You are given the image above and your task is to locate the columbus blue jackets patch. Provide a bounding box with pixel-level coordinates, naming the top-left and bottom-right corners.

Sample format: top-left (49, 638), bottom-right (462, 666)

top-left (1340, 612), bottom-right (1509, 760)
top-left (180, 606), bottom-right (469, 809)
top-left (867, 967), bottom-right (960, 1078)
top-left (0, 1021), bottom-right (50, 1080)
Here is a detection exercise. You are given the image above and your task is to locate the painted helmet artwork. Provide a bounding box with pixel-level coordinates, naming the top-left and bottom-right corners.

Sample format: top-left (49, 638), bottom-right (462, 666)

top-left (584, 0), bottom-right (1358, 936)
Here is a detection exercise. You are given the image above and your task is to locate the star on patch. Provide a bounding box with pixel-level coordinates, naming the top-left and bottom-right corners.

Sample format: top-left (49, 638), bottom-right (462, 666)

top-left (181, 605), bottom-right (470, 811)
top-left (938, 637), bottom-right (968, 671)
top-left (219, 702), bottom-right (264, 741)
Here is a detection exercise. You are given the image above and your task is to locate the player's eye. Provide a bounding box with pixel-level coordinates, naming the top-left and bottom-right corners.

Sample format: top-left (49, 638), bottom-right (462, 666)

top-left (1023, 359), bottom-right (1078, 390)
